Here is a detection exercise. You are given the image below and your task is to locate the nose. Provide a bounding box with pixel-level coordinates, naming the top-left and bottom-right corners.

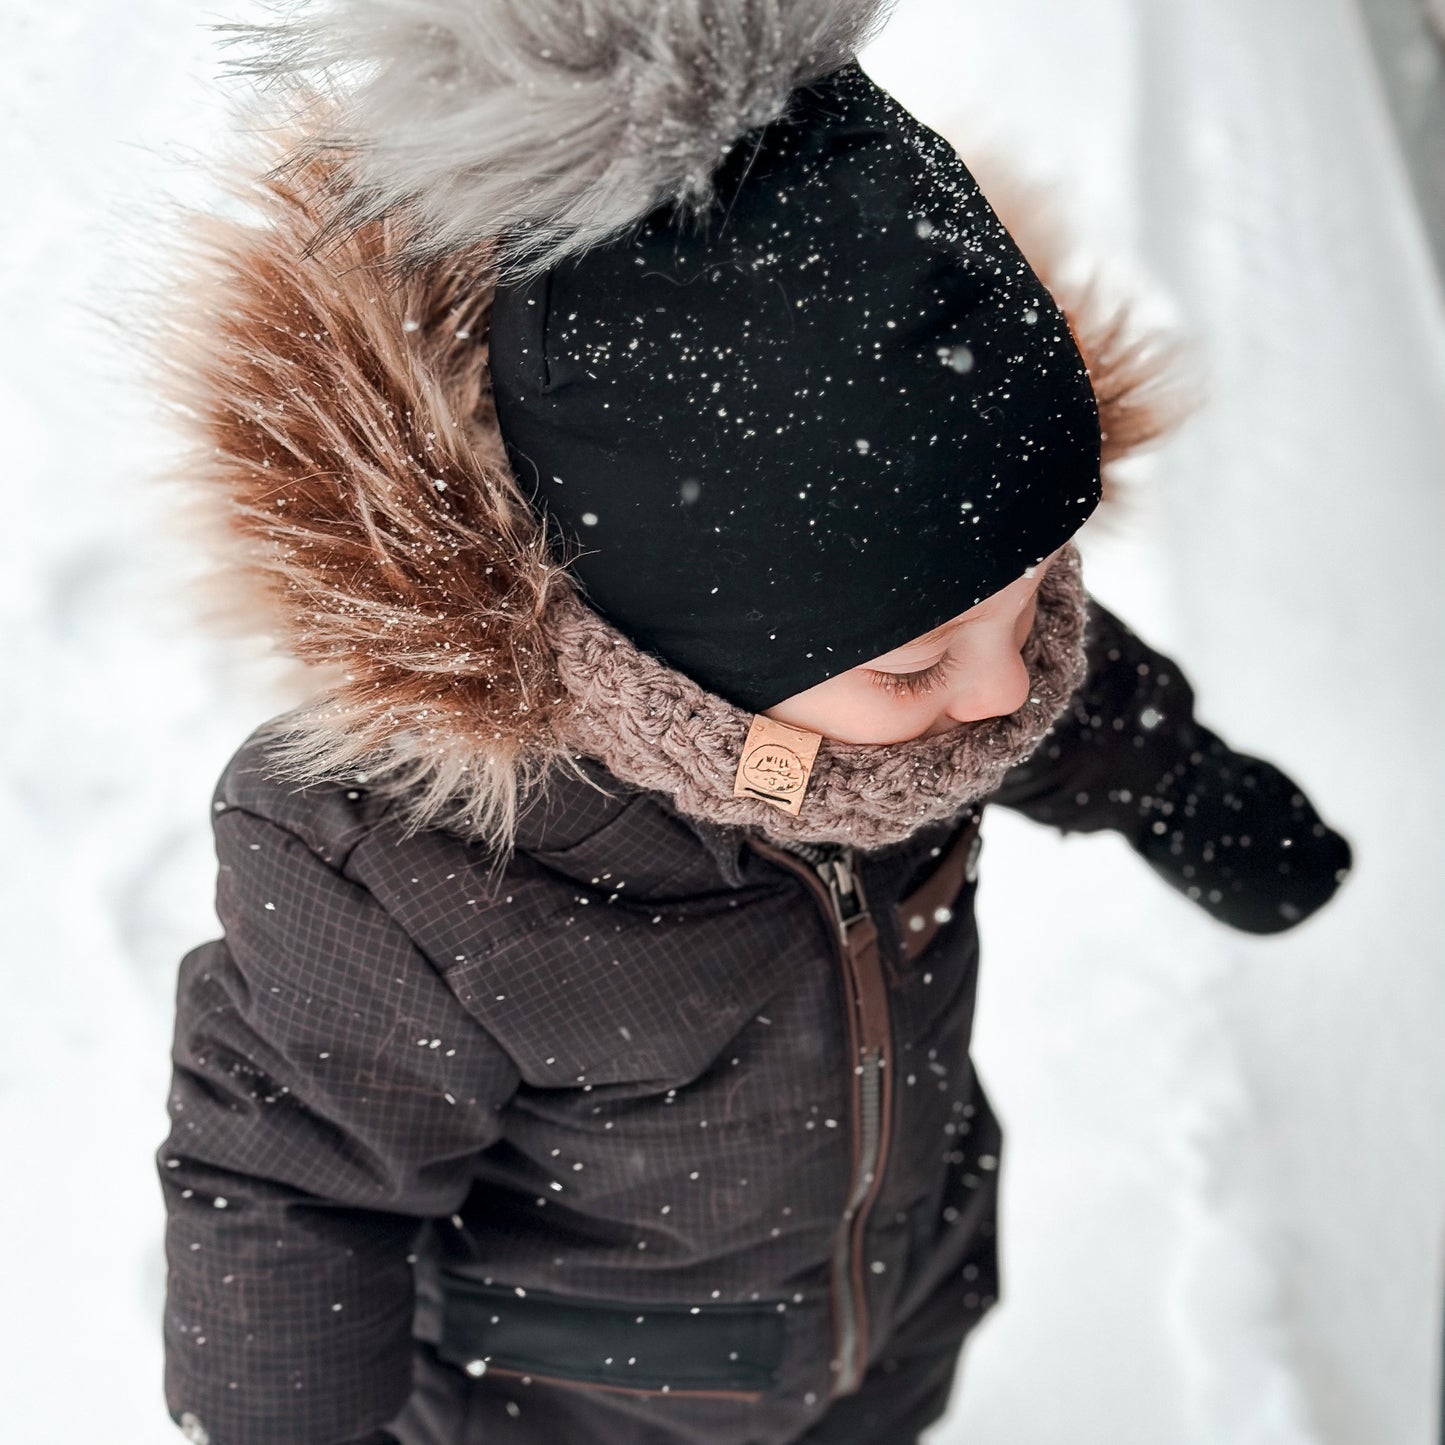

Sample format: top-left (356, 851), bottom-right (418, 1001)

top-left (943, 651), bottom-right (1032, 724)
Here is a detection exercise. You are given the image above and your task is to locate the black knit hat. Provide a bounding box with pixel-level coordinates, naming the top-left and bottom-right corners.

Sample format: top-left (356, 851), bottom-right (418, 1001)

top-left (490, 63), bottom-right (1101, 713)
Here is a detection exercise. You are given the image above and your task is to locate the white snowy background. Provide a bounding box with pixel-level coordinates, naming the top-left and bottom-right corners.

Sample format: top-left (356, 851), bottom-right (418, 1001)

top-left (1, 1), bottom-right (1442, 1442)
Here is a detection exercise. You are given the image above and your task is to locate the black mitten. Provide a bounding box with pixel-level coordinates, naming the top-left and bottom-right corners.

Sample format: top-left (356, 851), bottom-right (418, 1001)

top-left (992, 600), bottom-right (1352, 933)
top-left (1127, 722), bottom-right (1353, 934)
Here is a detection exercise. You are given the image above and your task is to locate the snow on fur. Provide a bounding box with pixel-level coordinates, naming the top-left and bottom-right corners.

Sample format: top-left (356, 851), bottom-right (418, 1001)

top-left (222, 0), bottom-right (898, 277)
top-left (150, 127), bottom-right (578, 851)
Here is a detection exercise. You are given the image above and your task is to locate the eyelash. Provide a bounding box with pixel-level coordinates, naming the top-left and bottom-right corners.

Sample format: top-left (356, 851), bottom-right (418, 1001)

top-left (865, 660), bottom-right (950, 698)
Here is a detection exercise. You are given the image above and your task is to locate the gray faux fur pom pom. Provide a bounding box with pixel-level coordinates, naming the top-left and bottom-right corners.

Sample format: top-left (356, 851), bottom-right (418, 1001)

top-left (224, 0), bottom-right (896, 276)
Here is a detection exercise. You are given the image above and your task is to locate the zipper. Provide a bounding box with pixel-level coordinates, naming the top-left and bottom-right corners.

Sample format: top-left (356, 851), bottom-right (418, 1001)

top-left (748, 839), bottom-right (893, 1399)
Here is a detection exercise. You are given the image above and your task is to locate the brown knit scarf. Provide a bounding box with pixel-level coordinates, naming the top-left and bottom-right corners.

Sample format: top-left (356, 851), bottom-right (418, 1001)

top-left (546, 542), bottom-right (1090, 851)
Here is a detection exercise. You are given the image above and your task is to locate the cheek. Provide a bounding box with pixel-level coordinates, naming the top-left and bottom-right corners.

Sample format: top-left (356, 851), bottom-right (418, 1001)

top-left (765, 680), bottom-right (939, 745)
top-left (1015, 594), bottom-right (1040, 647)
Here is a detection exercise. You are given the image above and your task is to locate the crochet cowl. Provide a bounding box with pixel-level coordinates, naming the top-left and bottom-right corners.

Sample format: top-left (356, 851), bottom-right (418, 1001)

top-left (547, 542), bottom-right (1089, 851)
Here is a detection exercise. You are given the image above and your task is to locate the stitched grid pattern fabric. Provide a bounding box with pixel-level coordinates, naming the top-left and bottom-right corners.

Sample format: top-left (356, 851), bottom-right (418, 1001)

top-left (162, 755), bottom-right (992, 1445)
top-left (159, 603), bottom-right (1350, 1445)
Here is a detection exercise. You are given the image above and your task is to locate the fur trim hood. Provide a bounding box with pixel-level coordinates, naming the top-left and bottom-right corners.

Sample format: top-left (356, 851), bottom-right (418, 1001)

top-left (154, 92), bottom-right (1194, 853)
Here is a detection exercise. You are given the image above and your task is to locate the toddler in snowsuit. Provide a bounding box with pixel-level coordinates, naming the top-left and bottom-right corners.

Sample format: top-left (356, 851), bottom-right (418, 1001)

top-left (156, 6), bottom-right (1351, 1444)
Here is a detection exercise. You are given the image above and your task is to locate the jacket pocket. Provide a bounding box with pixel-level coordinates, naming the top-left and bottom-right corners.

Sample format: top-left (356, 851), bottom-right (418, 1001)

top-left (436, 1275), bottom-right (786, 1399)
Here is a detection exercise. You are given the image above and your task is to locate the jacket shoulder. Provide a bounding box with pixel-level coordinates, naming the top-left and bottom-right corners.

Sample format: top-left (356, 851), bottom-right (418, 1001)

top-left (212, 711), bottom-right (397, 871)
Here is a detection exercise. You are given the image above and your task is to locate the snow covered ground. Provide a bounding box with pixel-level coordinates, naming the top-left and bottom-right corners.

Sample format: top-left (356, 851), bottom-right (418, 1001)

top-left (1, 2), bottom-right (1441, 1442)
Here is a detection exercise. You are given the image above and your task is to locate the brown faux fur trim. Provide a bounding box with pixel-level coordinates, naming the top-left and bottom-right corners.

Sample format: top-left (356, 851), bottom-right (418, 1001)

top-left (152, 120), bottom-right (577, 848)
top-left (151, 111), bottom-right (1194, 852)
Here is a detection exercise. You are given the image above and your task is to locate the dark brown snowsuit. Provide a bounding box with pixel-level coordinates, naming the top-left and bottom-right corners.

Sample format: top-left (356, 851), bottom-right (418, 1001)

top-left (161, 601), bottom-right (1348, 1445)
top-left (153, 130), bottom-right (1349, 1445)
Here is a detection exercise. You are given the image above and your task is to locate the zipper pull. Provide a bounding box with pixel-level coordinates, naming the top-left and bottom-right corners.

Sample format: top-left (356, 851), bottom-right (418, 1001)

top-left (816, 848), bottom-right (866, 934)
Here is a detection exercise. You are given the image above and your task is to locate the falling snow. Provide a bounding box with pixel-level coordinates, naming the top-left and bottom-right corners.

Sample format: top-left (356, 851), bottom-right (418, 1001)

top-left (2, 4), bottom-right (1440, 1445)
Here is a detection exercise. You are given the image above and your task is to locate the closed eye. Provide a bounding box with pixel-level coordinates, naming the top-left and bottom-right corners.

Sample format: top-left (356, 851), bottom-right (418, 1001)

top-left (865, 659), bottom-right (950, 698)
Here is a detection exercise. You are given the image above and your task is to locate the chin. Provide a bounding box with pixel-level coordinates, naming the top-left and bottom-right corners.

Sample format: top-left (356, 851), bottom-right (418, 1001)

top-left (857, 723), bottom-right (957, 745)
top-left (811, 725), bottom-right (918, 746)
top-left (921, 708), bottom-right (1015, 737)
top-left (835, 720), bottom-right (969, 745)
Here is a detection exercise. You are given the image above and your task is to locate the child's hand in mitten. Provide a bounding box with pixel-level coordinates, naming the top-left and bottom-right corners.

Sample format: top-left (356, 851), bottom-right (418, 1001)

top-left (1126, 725), bottom-right (1353, 934)
top-left (991, 599), bottom-right (1352, 933)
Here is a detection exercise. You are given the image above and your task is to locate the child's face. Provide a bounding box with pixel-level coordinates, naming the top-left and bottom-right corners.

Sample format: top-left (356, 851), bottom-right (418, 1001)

top-left (763, 546), bottom-right (1066, 745)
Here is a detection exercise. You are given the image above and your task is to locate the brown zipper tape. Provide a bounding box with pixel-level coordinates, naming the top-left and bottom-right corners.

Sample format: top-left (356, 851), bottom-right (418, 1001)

top-left (897, 813), bottom-right (982, 962)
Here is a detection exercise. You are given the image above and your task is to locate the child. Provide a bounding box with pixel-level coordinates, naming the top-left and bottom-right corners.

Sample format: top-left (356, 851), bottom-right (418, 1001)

top-left (156, 7), bottom-right (1351, 1444)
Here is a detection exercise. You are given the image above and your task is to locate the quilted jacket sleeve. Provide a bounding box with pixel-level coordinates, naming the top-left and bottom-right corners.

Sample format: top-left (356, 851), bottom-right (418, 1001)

top-left (158, 804), bottom-right (521, 1445)
top-left (990, 600), bottom-right (1352, 933)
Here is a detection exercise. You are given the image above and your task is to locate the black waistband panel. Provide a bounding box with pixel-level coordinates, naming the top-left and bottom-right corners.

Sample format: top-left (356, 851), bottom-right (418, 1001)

top-left (437, 1276), bottom-right (787, 1393)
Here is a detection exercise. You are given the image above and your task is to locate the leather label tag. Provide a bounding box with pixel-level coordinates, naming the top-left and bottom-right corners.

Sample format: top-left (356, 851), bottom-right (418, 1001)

top-left (733, 715), bottom-right (824, 816)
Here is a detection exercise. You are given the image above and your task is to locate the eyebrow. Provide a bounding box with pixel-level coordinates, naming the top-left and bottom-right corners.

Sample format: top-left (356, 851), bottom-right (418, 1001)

top-left (910, 619), bottom-right (966, 649)
top-left (869, 553), bottom-right (1057, 669)
top-left (868, 612), bottom-right (980, 667)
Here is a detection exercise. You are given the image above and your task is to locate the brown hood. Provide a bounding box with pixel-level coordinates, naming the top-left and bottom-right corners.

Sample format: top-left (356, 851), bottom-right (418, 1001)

top-left (152, 114), bottom-right (1196, 851)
